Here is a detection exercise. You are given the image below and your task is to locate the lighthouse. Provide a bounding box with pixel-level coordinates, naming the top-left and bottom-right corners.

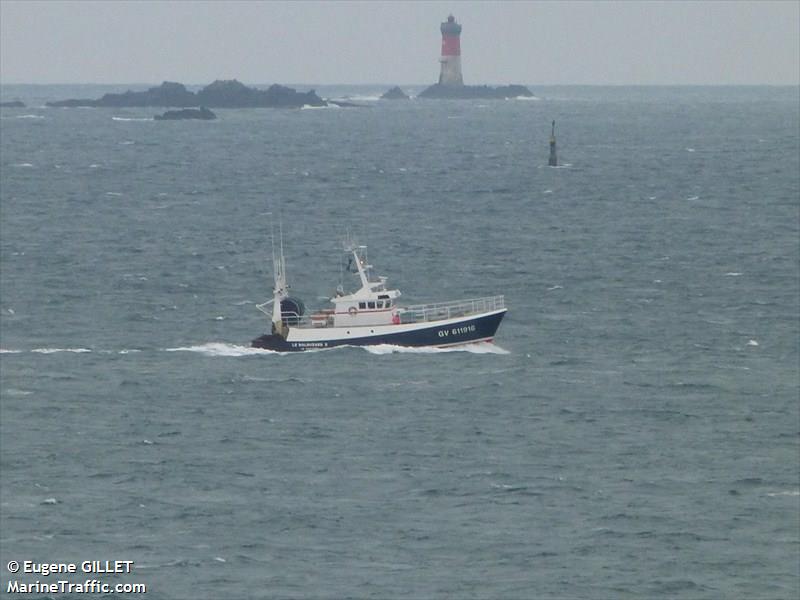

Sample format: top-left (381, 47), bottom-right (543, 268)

top-left (438, 15), bottom-right (463, 86)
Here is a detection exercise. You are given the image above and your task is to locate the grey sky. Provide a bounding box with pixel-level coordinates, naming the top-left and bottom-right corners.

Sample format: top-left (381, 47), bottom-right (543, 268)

top-left (1, 0), bottom-right (798, 85)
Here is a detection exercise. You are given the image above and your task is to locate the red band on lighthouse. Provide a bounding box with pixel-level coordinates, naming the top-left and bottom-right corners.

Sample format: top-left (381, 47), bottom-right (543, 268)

top-left (441, 35), bottom-right (460, 57)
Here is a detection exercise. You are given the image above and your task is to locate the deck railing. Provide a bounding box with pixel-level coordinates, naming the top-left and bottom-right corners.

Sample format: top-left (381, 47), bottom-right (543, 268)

top-left (398, 295), bottom-right (505, 324)
top-left (268, 295), bottom-right (505, 329)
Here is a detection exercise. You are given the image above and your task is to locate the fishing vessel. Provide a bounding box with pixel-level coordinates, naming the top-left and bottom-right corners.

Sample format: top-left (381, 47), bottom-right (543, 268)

top-left (251, 237), bottom-right (506, 351)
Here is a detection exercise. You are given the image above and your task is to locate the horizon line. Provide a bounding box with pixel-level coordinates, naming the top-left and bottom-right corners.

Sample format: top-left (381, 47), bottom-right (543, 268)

top-left (1, 81), bottom-right (798, 88)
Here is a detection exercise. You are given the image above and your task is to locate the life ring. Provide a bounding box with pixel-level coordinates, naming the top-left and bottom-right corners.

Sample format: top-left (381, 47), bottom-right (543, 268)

top-left (348, 306), bottom-right (358, 316)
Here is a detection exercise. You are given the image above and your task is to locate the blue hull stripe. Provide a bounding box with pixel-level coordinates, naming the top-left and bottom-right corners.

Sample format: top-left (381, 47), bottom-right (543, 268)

top-left (252, 310), bottom-right (506, 352)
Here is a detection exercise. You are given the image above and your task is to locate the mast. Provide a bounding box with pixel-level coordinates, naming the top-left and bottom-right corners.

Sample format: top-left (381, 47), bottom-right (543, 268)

top-left (271, 219), bottom-right (288, 335)
top-left (548, 120), bottom-right (558, 167)
top-left (343, 239), bottom-right (385, 294)
top-left (352, 246), bottom-right (370, 289)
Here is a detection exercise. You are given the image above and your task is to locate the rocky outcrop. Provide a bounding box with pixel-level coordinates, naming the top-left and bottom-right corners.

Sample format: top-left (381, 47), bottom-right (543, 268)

top-left (154, 106), bottom-right (216, 120)
top-left (380, 86), bottom-right (410, 100)
top-left (0, 100), bottom-right (26, 108)
top-left (46, 80), bottom-right (326, 109)
top-left (418, 83), bottom-right (533, 99)
top-left (195, 80), bottom-right (325, 108)
top-left (47, 81), bottom-right (195, 108)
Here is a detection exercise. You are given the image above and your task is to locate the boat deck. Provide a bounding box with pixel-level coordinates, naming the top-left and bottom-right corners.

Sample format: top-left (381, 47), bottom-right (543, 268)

top-left (292, 295), bottom-right (505, 329)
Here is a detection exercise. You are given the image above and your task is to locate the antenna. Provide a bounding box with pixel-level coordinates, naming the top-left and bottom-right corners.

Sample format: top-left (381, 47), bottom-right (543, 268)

top-left (279, 214), bottom-right (284, 263)
top-left (268, 213), bottom-right (275, 271)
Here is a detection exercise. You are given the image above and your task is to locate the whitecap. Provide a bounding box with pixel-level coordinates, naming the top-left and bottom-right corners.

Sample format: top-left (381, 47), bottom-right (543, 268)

top-left (13, 163), bottom-right (34, 168)
top-left (15, 114), bottom-right (44, 119)
top-left (687, 195), bottom-right (700, 201)
top-left (747, 339), bottom-right (759, 347)
top-left (30, 348), bottom-right (91, 354)
top-left (214, 316), bottom-right (225, 321)
top-left (120, 140), bottom-right (135, 145)
top-left (5, 389), bottom-right (32, 396)
top-left (105, 192), bottom-right (123, 196)
top-left (118, 349), bottom-right (141, 354)
top-left (89, 164), bottom-right (100, 168)
top-left (0, 349), bottom-right (22, 354)
top-left (112, 116), bottom-right (152, 122)
top-left (213, 557), bottom-right (226, 563)
top-left (724, 272), bottom-right (742, 276)
top-left (765, 490), bottom-right (800, 497)
top-left (543, 189), bottom-right (553, 194)
top-left (365, 342), bottom-right (510, 355)
top-left (547, 285), bottom-right (563, 291)
top-left (41, 498), bottom-right (59, 505)
top-left (686, 148), bottom-right (696, 152)
top-left (514, 96), bottom-right (539, 101)
top-left (301, 104), bottom-right (336, 110)
top-left (164, 343), bottom-right (277, 356)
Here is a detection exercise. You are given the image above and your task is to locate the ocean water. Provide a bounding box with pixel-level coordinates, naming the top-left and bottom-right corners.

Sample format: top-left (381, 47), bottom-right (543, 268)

top-left (0, 84), bottom-right (798, 599)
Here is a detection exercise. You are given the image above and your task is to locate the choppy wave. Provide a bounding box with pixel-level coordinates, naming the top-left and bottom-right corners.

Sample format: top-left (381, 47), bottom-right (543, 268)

top-left (342, 95), bottom-right (380, 102)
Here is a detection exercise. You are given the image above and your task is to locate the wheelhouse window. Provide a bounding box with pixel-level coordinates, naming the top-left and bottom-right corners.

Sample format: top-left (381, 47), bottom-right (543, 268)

top-left (367, 301), bottom-right (376, 309)
top-left (359, 302), bottom-right (366, 309)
